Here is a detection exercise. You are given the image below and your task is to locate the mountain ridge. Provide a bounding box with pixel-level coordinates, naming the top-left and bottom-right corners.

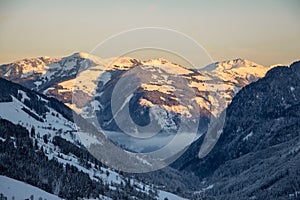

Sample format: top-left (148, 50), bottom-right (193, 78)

top-left (172, 60), bottom-right (300, 199)
top-left (0, 53), bottom-right (273, 152)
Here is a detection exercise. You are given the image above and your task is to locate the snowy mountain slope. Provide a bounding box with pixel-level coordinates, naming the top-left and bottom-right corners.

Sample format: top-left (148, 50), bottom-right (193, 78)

top-left (0, 52), bottom-right (102, 91)
top-left (0, 175), bottom-right (63, 200)
top-left (202, 58), bottom-right (270, 85)
top-left (0, 56), bottom-right (59, 80)
top-left (0, 78), bottom-right (194, 199)
top-left (0, 77), bottom-right (167, 171)
top-left (0, 77), bottom-right (84, 147)
top-left (78, 56), bottom-right (271, 143)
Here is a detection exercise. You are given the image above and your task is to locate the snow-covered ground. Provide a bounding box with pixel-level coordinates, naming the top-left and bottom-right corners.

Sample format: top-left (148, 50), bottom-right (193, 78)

top-left (0, 176), bottom-right (117, 200)
top-left (0, 92), bottom-right (188, 200)
top-left (0, 96), bottom-right (76, 139)
top-left (158, 190), bottom-right (188, 200)
top-left (0, 175), bottom-right (62, 200)
top-left (0, 173), bottom-right (187, 200)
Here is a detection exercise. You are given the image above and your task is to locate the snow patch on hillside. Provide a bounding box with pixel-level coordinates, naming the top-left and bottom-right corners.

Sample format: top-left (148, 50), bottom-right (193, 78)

top-left (0, 176), bottom-right (62, 200)
top-left (0, 96), bottom-right (75, 139)
top-left (243, 131), bottom-right (253, 141)
top-left (4, 68), bottom-right (12, 77)
top-left (18, 90), bottom-right (30, 102)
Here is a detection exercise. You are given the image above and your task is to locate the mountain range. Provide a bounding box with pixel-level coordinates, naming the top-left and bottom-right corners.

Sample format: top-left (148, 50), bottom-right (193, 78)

top-left (0, 53), bottom-right (273, 152)
top-left (0, 53), bottom-right (299, 199)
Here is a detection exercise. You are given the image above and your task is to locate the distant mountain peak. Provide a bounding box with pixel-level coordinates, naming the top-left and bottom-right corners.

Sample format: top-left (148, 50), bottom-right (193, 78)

top-left (77, 52), bottom-right (90, 58)
top-left (216, 58), bottom-right (265, 70)
top-left (69, 52), bottom-right (92, 59)
top-left (143, 57), bottom-right (177, 65)
top-left (201, 58), bottom-right (266, 72)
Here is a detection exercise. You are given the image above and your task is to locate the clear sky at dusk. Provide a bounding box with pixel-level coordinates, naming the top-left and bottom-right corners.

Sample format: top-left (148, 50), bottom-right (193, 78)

top-left (0, 0), bottom-right (299, 66)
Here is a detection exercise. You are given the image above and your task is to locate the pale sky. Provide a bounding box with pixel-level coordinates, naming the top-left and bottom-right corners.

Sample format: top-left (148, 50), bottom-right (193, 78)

top-left (0, 0), bottom-right (299, 66)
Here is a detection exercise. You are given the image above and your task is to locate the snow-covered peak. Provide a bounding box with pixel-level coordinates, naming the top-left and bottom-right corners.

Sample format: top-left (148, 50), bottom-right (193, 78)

top-left (0, 57), bottom-right (58, 80)
top-left (142, 57), bottom-right (191, 75)
top-left (203, 58), bottom-right (266, 71)
top-left (199, 58), bottom-right (270, 85)
top-left (59, 52), bottom-right (99, 64)
top-left (144, 57), bottom-right (173, 63)
top-left (68, 52), bottom-right (106, 63)
top-left (143, 57), bottom-right (177, 66)
top-left (218, 58), bottom-right (265, 70)
top-left (0, 52), bottom-right (105, 82)
top-left (107, 56), bottom-right (138, 68)
top-left (73, 52), bottom-right (90, 58)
